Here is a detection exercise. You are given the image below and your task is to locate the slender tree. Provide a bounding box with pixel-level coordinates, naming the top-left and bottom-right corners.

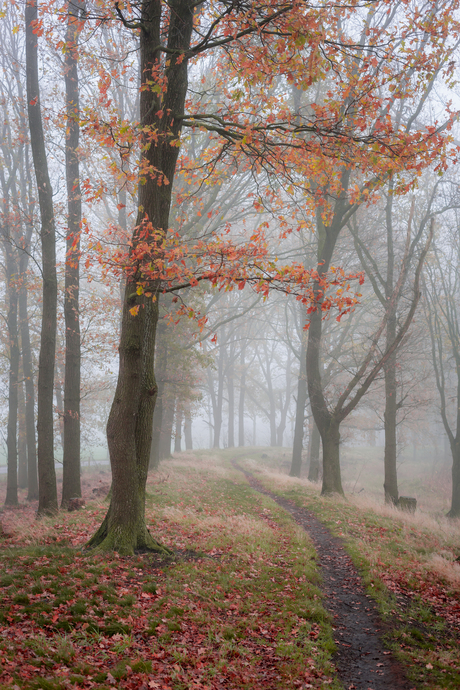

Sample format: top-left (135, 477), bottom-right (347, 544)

top-left (61, 0), bottom-right (84, 507)
top-left (26, 0), bottom-right (58, 515)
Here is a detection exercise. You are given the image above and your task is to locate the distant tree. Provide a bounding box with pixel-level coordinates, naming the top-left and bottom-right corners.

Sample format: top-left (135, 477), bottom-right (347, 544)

top-left (350, 185), bottom-right (438, 504)
top-left (424, 221), bottom-right (460, 517)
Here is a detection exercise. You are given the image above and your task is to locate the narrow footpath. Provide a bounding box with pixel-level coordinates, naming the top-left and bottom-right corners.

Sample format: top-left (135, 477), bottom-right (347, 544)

top-left (233, 460), bottom-right (415, 690)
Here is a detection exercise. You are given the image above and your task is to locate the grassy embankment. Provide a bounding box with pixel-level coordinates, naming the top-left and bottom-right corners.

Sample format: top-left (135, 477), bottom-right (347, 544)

top-left (244, 447), bottom-right (460, 690)
top-left (0, 454), bottom-right (339, 690)
top-left (0, 448), bottom-right (458, 689)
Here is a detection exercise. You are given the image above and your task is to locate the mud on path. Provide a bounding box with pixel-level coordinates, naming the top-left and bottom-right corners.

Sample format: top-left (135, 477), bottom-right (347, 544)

top-left (233, 461), bottom-right (415, 690)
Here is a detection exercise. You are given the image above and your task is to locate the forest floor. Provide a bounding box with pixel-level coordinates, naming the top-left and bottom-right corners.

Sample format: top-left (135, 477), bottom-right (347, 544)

top-left (0, 449), bottom-right (459, 690)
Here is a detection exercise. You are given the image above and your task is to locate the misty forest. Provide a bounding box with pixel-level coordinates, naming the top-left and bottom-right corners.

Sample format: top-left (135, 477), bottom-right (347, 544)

top-left (0, 0), bottom-right (460, 689)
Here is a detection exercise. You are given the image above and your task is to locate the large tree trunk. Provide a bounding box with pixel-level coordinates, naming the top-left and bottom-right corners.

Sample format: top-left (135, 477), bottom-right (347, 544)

top-left (307, 294), bottom-right (345, 495)
top-left (88, 0), bottom-right (194, 553)
top-left (320, 418), bottom-right (343, 495)
top-left (61, 2), bottom-right (83, 507)
top-left (26, 0), bottom-right (58, 515)
top-left (448, 439), bottom-right (460, 518)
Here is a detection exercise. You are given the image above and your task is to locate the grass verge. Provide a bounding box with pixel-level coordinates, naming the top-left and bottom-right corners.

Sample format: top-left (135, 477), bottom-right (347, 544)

top-left (247, 450), bottom-right (460, 690)
top-left (0, 453), bottom-right (339, 690)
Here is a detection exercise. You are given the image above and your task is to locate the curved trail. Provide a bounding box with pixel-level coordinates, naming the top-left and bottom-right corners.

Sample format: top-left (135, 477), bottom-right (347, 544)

top-left (233, 460), bottom-right (415, 690)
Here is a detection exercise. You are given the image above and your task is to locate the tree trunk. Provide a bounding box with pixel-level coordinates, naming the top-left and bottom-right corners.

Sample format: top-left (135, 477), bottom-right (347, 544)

top-left (18, 377), bottom-right (28, 489)
top-left (227, 350), bottom-right (235, 448)
top-left (160, 395), bottom-right (174, 460)
top-left (4, 241), bottom-right (19, 507)
top-left (184, 406), bottom-right (193, 450)
top-left (320, 418), bottom-right (342, 495)
top-left (307, 302), bottom-right (345, 495)
top-left (383, 346), bottom-right (399, 504)
top-left (174, 407), bottom-right (182, 453)
top-left (308, 420), bottom-right (321, 482)
top-left (238, 344), bottom-right (246, 447)
top-left (26, 0), bottom-right (58, 515)
top-left (18, 250), bottom-right (38, 500)
top-left (447, 439), bottom-right (460, 518)
top-left (213, 334), bottom-right (225, 448)
top-left (54, 361), bottom-right (64, 449)
top-left (383, 191), bottom-right (399, 504)
top-left (61, 2), bottom-right (83, 507)
top-left (88, 0), bottom-right (193, 553)
top-left (150, 326), bottom-right (166, 469)
top-left (290, 347), bottom-right (307, 477)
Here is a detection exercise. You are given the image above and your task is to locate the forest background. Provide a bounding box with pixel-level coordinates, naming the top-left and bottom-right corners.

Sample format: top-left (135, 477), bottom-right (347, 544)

top-left (1, 0), bottom-right (460, 548)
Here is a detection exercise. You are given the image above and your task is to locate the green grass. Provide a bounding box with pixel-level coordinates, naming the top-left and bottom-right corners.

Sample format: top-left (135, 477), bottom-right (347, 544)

top-left (0, 452), bottom-right (341, 689)
top-left (251, 454), bottom-right (460, 690)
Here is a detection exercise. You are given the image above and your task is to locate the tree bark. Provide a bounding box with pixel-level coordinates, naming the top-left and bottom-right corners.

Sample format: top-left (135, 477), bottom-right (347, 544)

top-left (88, 0), bottom-right (194, 553)
top-left (174, 407), bottom-right (182, 453)
top-left (18, 240), bottom-right (38, 500)
top-left (308, 420), bottom-right (321, 482)
top-left (290, 337), bottom-right (307, 477)
top-left (184, 406), bottom-right (193, 450)
top-left (18, 377), bottom-right (28, 490)
top-left (160, 395), bottom-right (174, 461)
top-left (448, 439), bottom-right (460, 518)
top-left (4, 240), bottom-right (19, 507)
top-left (383, 336), bottom-right (399, 504)
top-left (227, 336), bottom-right (235, 447)
top-left (26, 0), bottom-right (58, 515)
top-left (213, 333), bottom-right (225, 448)
top-left (238, 342), bottom-right (247, 447)
top-left (61, 2), bottom-right (83, 507)
top-left (150, 324), bottom-right (166, 469)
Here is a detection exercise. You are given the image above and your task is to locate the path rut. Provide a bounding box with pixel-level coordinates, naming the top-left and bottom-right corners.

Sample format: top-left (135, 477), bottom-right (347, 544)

top-left (233, 461), bottom-right (415, 690)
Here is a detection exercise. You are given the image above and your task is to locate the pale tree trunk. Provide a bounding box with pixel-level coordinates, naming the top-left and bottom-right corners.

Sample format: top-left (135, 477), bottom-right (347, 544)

top-left (88, 0), bottom-right (194, 553)
top-left (184, 405), bottom-right (193, 450)
top-left (238, 342), bottom-right (247, 447)
top-left (290, 362), bottom-right (307, 477)
top-left (308, 420), bottom-right (321, 482)
top-left (150, 323), bottom-right (166, 469)
top-left (227, 335), bottom-right (235, 447)
top-left (213, 332), bottom-right (225, 448)
top-left (18, 376), bottom-right (28, 489)
top-left (26, 0), bottom-right (58, 515)
top-left (19, 240), bottom-right (38, 500)
top-left (382, 191), bottom-right (399, 504)
top-left (276, 349), bottom-right (292, 447)
top-left (160, 395), bottom-right (174, 460)
top-left (4, 239), bottom-right (19, 507)
top-left (174, 407), bottom-right (182, 453)
top-left (61, 2), bottom-right (83, 507)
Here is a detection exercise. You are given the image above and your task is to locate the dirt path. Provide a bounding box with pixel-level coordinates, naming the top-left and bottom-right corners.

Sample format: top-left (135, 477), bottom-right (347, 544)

top-left (233, 461), bottom-right (415, 690)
